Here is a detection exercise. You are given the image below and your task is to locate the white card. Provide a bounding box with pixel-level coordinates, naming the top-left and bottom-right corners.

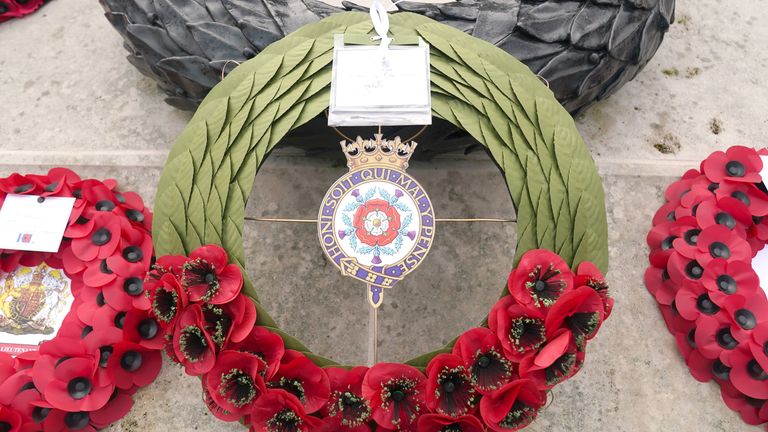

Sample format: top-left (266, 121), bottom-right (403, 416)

top-left (0, 195), bottom-right (75, 252)
top-left (328, 35), bottom-right (431, 126)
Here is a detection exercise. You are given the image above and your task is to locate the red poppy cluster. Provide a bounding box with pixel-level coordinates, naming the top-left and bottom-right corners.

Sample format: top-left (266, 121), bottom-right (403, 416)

top-left (156, 245), bottom-right (611, 431)
top-left (646, 146), bottom-right (768, 427)
top-left (0, 0), bottom-right (45, 23)
top-left (0, 168), bottom-right (161, 431)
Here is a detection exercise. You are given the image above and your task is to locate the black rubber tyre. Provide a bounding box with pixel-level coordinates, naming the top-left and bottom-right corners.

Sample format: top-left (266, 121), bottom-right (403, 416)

top-left (100, 0), bottom-right (675, 156)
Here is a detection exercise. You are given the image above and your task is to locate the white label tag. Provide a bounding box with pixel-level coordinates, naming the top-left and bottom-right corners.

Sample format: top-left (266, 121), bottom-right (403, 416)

top-left (0, 195), bottom-right (75, 253)
top-left (328, 36), bottom-right (431, 126)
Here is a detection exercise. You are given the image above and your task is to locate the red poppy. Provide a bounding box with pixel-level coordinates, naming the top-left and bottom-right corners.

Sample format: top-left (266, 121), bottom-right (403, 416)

top-left (102, 274), bottom-right (151, 312)
top-left (719, 293), bottom-right (768, 342)
top-left (202, 295), bottom-right (257, 348)
top-left (268, 350), bottom-right (330, 414)
top-left (69, 213), bottom-right (122, 263)
top-left (573, 262), bottom-right (612, 317)
top-left (106, 342), bottom-right (162, 389)
top-left (674, 189), bottom-right (715, 220)
top-left (644, 266), bottom-right (677, 306)
top-left (545, 286), bottom-right (604, 345)
top-left (42, 409), bottom-right (97, 432)
top-left (693, 225), bottom-right (751, 267)
top-left (122, 309), bottom-right (164, 350)
top-left (0, 173), bottom-right (40, 195)
top-left (425, 353), bottom-right (477, 416)
top-left (674, 281), bottom-right (721, 322)
top-left (90, 390), bottom-right (135, 429)
top-left (647, 222), bottom-right (677, 267)
top-left (695, 197), bottom-right (752, 238)
top-left (488, 296), bottom-right (546, 361)
top-left (479, 379), bottom-right (545, 432)
top-left (36, 353), bottom-right (114, 412)
top-left (181, 245), bottom-right (243, 305)
top-left (0, 404), bottom-right (22, 432)
top-left (361, 363), bottom-right (426, 430)
top-left (451, 327), bottom-right (514, 395)
top-left (693, 314), bottom-right (741, 362)
top-left (172, 305), bottom-right (217, 376)
top-left (227, 326), bottom-right (285, 380)
top-left (105, 224), bottom-right (153, 278)
top-left (665, 251), bottom-right (706, 285)
top-left (518, 329), bottom-right (584, 389)
top-left (701, 146), bottom-right (762, 184)
top-left (203, 350), bottom-right (267, 421)
top-left (652, 202), bottom-right (679, 226)
top-left (729, 345), bottom-right (768, 399)
top-left (720, 382), bottom-right (766, 425)
top-left (701, 259), bottom-right (758, 305)
top-left (250, 389), bottom-right (322, 432)
top-left (321, 367), bottom-right (371, 432)
top-left (146, 273), bottom-right (188, 330)
top-left (716, 181), bottom-right (768, 217)
top-left (352, 198), bottom-right (401, 247)
top-left (663, 174), bottom-right (697, 204)
top-left (416, 413), bottom-right (484, 432)
top-left (507, 249), bottom-right (573, 310)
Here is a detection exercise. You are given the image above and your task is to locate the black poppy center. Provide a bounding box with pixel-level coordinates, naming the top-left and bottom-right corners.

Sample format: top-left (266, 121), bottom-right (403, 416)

top-left (114, 311), bottom-right (126, 329)
top-left (67, 377), bottom-right (92, 399)
top-left (95, 200), bottom-right (116, 212)
top-left (471, 350), bottom-right (512, 392)
top-left (205, 273), bottom-right (216, 284)
top-left (125, 208), bottom-right (145, 223)
top-left (179, 326), bottom-right (208, 361)
top-left (712, 360), bottom-right (731, 380)
top-left (566, 312), bottom-right (600, 341)
top-left (748, 360), bottom-right (768, 380)
top-left (509, 317), bottom-right (546, 353)
top-left (99, 346), bottom-right (113, 368)
top-left (96, 291), bottom-right (106, 306)
top-left (271, 378), bottom-right (306, 403)
top-left (715, 212), bottom-right (736, 229)
top-left (391, 390), bottom-right (406, 402)
top-left (661, 236), bottom-right (676, 250)
top-left (709, 242), bottom-right (731, 259)
top-left (696, 294), bottom-right (719, 315)
top-left (123, 277), bottom-right (143, 296)
top-left (726, 160), bottom-right (746, 177)
top-left (731, 191), bottom-right (751, 206)
top-left (477, 356), bottom-right (490, 368)
top-left (685, 260), bottom-right (703, 279)
top-left (64, 412), bottom-right (90, 430)
top-left (527, 264), bottom-right (565, 306)
top-left (121, 351), bottom-right (143, 372)
top-left (99, 259), bottom-right (112, 275)
top-left (716, 274), bottom-right (737, 294)
top-left (221, 369), bottom-right (256, 407)
top-left (91, 228), bottom-right (111, 246)
top-left (684, 229), bottom-right (700, 246)
top-left (0, 422), bottom-right (10, 432)
top-left (0, 3), bottom-right (9, 14)
top-left (122, 246), bottom-right (143, 263)
top-left (735, 309), bottom-right (757, 330)
top-left (716, 328), bottom-right (738, 349)
top-left (32, 406), bottom-right (50, 423)
top-left (686, 329), bottom-right (696, 349)
top-left (138, 318), bottom-right (159, 339)
top-left (153, 289), bottom-right (178, 323)
top-left (81, 325), bottom-right (93, 339)
top-left (13, 183), bottom-right (33, 194)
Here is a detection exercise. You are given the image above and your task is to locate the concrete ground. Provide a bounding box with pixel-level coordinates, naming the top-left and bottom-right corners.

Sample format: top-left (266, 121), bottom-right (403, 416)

top-left (0, 0), bottom-right (766, 431)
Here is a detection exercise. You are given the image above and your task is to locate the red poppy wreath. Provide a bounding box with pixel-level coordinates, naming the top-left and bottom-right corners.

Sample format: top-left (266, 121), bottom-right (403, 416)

top-left (147, 245), bottom-right (612, 431)
top-left (0, 168), bottom-right (163, 432)
top-left (645, 146), bottom-right (768, 428)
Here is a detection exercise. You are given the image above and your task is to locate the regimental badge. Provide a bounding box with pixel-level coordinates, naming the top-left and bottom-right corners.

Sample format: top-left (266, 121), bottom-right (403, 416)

top-left (318, 134), bottom-right (435, 308)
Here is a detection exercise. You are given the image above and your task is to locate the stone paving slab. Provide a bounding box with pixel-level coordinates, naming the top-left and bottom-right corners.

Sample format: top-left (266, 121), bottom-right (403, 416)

top-left (0, 0), bottom-right (767, 431)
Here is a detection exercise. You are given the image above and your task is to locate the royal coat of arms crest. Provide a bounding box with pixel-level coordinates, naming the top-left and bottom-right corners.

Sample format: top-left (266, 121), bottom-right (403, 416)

top-left (318, 135), bottom-right (435, 308)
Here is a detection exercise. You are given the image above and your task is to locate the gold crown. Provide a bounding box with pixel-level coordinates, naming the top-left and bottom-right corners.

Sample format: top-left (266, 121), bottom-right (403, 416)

top-left (30, 267), bottom-right (46, 286)
top-left (340, 134), bottom-right (417, 171)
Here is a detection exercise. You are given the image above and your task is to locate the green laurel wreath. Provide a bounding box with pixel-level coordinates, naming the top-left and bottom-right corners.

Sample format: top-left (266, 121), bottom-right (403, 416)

top-left (152, 12), bottom-right (608, 368)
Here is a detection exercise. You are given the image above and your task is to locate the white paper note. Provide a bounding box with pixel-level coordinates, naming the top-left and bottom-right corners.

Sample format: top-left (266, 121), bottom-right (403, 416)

top-left (0, 194), bottom-right (75, 252)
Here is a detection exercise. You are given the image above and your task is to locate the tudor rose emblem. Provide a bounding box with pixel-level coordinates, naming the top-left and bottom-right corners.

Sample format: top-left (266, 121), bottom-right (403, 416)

top-left (317, 135), bottom-right (435, 308)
